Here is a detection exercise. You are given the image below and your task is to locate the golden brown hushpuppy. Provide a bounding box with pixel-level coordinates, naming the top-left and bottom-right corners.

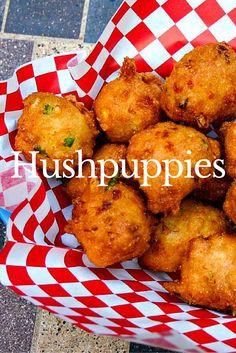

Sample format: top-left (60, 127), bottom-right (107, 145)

top-left (161, 42), bottom-right (236, 128)
top-left (193, 174), bottom-right (232, 203)
top-left (15, 93), bottom-right (98, 173)
top-left (127, 122), bottom-right (220, 214)
top-left (163, 234), bottom-right (236, 314)
top-left (224, 180), bottom-right (236, 225)
top-left (220, 121), bottom-right (236, 178)
top-left (94, 57), bottom-right (163, 142)
top-left (139, 199), bottom-right (227, 273)
top-left (66, 143), bottom-right (128, 200)
top-left (66, 179), bottom-right (152, 267)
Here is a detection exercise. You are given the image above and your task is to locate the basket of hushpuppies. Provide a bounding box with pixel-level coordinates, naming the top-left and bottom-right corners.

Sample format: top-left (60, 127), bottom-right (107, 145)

top-left (15, 42), bottom-right (236, 313)
top-left (1, 1), bottom-right (236, 352)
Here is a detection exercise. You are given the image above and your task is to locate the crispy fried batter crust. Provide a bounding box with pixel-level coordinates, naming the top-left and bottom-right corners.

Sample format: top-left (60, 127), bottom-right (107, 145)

top-left (193, 175), bottom-right (232, 203)
top-left (224, 180), bottom-right (236, 225)
top-left (163, 234), bottom-right (236, 314)
top-left (220, 121), bottom-right (236, 178)
top-left (66, 143), bottom-right (128, 199)
top-left (127, 121), bottom-right (220, 214)
top-left (15, 92), bottom-right (98, 173)
top-left (66, 180), bottom-right (151, 267)
top-left (94, 57), bottom-right (163, 142)
top-left (161, 43), bottom-right (236, 128)
top-left (139, 199), bottom-right (227, 273)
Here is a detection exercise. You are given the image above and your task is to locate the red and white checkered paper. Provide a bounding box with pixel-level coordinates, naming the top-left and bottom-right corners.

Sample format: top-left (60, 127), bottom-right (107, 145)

top-left (1, 1), bottom-right (236, 352)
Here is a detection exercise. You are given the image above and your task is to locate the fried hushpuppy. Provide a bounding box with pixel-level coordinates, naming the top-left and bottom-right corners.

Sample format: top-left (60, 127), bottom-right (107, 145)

top-left (220, 121), bottom-right (236, 178)
top-left (15, 93), bottom-right (98, 173)
top-left (161, 42), bottom-right (236, 128)
top-left (193, 175), bottom-right (232, 203)
top-left (66, 179), bottom-right (151, 267)
top-left (139, 199), bottom-right (227, 273)
top-left (94, 57), bottom-right (163, 142)
top-left (224, 181), bottom-right (236, 225)
top-left (163, 234), bottom-right (236, 314)
top-left (66, 143), bottom-right (128, 200)
top-left (127, 122), bottom-right (220, 214)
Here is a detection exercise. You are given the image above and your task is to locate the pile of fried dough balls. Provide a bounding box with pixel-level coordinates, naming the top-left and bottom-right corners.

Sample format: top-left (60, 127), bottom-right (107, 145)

top-left (16, 42), bottom-right (236, 315)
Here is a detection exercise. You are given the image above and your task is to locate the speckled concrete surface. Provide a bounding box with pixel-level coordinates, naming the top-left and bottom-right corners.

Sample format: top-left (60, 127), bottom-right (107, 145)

top-left (0, 0), bottom-right (5, 28)
top-left (5, 0), bottom-right (84, 38)
top-left (0, 284), bottom-right (37, 353)
top-left (0, 38), bottom-right (34, 80)
top-left (0, 221), bottom-right (5, 249)
top-left (32, 39), bottom-right (94, 59)
top-left (30, 310), bottom-right (130, 353)
top-left (130, 344), bottom-right (175, 353)
top-left (85, 0), bottom-right (123, 43)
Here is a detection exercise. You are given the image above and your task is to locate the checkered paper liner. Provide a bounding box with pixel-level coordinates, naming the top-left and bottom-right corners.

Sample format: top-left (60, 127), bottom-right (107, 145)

top-left (0, 1), bottom-right (236, 352)
top-left (68, 0), bottom-right (236, 107)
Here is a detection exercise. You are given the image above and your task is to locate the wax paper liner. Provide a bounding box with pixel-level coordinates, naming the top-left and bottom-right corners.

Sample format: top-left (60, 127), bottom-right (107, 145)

top-left (1, 1), bottom-right (236, 352)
